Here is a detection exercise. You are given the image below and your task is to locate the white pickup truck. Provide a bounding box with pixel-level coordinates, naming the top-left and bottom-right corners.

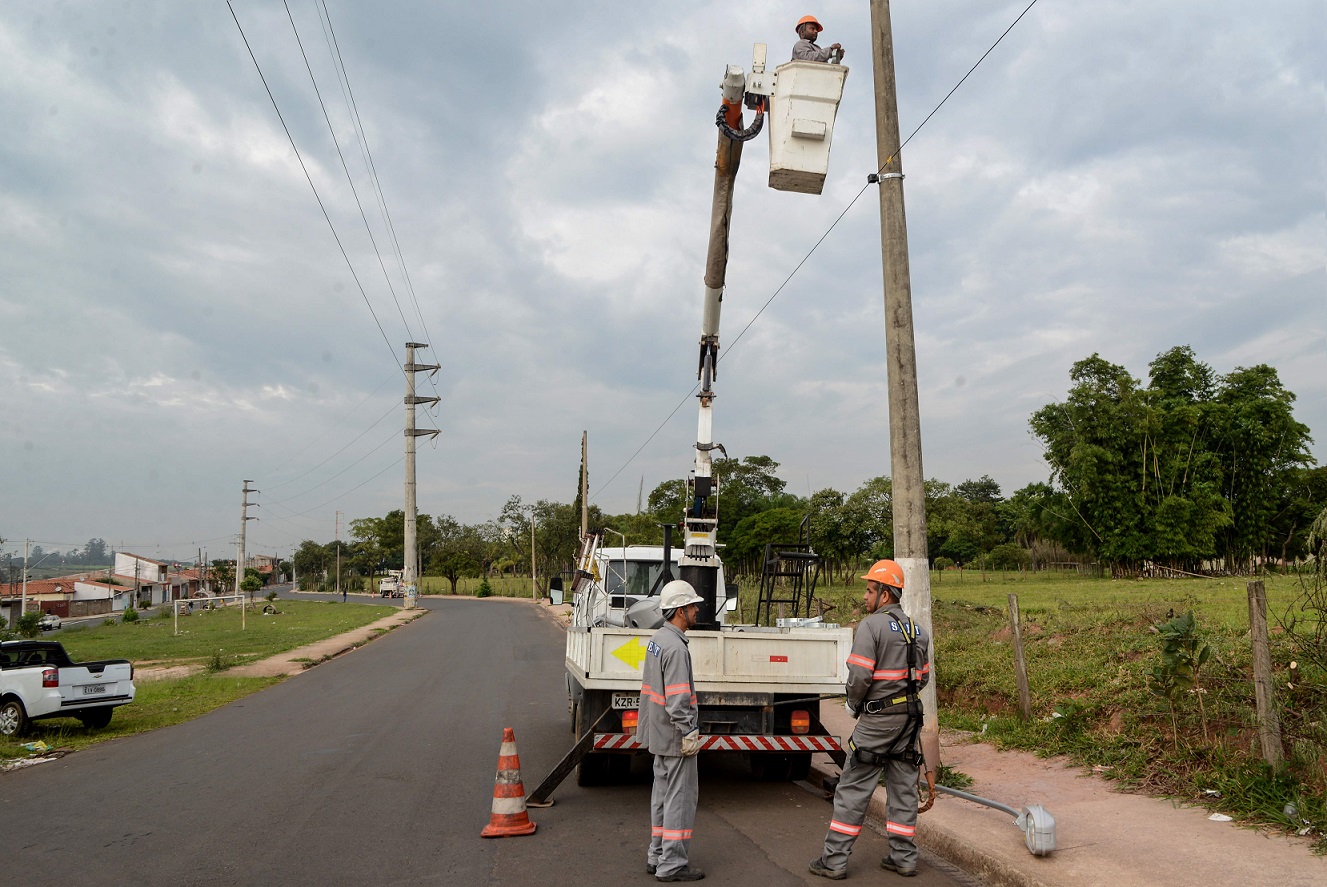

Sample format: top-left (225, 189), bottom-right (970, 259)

top-left (0, 640), bottom-right (136, 737)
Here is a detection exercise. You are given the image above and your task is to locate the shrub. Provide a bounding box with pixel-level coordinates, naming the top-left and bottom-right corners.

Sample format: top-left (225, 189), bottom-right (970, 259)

top-left (476, 577), bottom-right (493, 598)
top-left (16, 613), bottom-right (42, 638)
top-left (933, 557), bottom-right (955, 571)
top-left (121, 607), bottom-right (139, 623)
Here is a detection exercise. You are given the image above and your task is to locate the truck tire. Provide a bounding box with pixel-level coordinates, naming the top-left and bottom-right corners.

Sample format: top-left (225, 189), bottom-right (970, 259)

top-left (575, 690), bottom-right (628, 786)
top-left (79, 707), bottom-right (114, 730)
top-left (0, 697), bottom-right (28, 737)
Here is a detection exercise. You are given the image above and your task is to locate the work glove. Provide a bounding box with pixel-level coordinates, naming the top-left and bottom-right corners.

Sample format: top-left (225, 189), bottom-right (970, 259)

top-left (681, 730), bottom-right (701, 756)
top-left (844, 699), bottom-right (861, 719)
top-left (918, 768), bottom-right (937, 813)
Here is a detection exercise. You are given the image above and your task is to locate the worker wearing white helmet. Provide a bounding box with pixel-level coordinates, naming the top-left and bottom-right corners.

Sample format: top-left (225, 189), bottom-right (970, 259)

top-left (639, 579), bottom-right (706, 882)
top-left (810, 560), bottom-right (932, 880)
top-left (793, 15), bottom-right (844, 62)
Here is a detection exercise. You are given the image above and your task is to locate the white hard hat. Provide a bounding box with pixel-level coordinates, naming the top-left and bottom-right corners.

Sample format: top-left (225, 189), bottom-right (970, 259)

top-left (660, 579), bottom-right (703, 611)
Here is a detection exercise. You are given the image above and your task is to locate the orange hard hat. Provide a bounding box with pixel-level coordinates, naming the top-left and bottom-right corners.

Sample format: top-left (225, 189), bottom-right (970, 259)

top-left (796, 15), bottom-right (823, 33)
top-left (861, 559), bottom-right (905, 590)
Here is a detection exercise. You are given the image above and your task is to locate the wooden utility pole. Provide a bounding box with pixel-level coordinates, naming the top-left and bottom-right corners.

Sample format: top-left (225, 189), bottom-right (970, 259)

top-left (870, 0), bottom-right (938, 765)
top-left (580, 431), bottom-right (589, 541)
top-left (1009, 594), bottom-right (1032, 719)
top-left (1246, 580), bottom-right (1283, 767)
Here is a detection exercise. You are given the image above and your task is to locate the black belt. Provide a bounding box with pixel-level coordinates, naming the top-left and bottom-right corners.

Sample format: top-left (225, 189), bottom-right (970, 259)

top-left (862, 694), bottom-right (917, 714)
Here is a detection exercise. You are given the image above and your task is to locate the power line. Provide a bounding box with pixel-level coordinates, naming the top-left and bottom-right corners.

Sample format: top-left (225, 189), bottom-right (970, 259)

top-left (316, 0), bottom-right (436, 371)
top-left (226, 1), bottom-right (404, 378)
top-left (592, 0), bottom-right (1042, 500)
top-left (283, 0), bottom-right (417, 343)
top-left (258, 369), bottom-right (398, 481)
top-left (262, 400), bottom-right (398, 493)
top-left (314, 0), bottom-right (443, 414)
top-left (264, 425), bottom-right (400, 505)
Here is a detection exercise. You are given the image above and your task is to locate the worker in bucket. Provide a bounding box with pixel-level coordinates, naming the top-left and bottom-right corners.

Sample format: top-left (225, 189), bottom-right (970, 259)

top-left (640, 579), bottom-right (706, 882)
top-left (810, 560), bottom-right (933, 880)
top-left (792, 15), bottom-right (844, 62)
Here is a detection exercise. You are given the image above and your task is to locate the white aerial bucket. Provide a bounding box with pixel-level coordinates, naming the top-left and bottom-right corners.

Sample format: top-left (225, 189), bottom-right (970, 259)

top-left (767, 61), bottom-right (849, 194)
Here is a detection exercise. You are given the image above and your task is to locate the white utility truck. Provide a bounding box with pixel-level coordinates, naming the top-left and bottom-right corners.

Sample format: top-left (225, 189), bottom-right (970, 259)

top-left (554, 46), bottom-right (854, 788)
top-left (563, 534), bottom-right (851, 784)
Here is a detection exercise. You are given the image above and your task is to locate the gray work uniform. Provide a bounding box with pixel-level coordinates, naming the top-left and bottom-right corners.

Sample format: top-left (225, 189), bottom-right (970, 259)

top-left (820, 604), bottom-right (931, 873)
top-left (793, 38), bottom-right (835, 62)
top-left (639, 621), bottom-right (699, 877)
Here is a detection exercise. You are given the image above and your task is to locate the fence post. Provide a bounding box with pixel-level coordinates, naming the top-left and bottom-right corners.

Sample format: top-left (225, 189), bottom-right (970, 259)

top-left (1008, 593), bottom-right (1032, 720)
top-left (1246, 580), bottom-right (1282, 767)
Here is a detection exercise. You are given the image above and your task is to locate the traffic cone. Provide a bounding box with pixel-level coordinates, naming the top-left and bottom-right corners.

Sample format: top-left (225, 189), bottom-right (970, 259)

top-left (480, 727), bottom-right (538, 838)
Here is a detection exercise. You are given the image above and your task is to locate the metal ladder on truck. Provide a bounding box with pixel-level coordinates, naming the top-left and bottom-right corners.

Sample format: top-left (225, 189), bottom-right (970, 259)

top-left (755, 515), bottom-right (824, 625)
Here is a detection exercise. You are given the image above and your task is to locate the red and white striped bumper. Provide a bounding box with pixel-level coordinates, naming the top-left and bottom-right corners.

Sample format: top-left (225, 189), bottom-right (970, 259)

top-left (591, 733), bottom-right (841, 753)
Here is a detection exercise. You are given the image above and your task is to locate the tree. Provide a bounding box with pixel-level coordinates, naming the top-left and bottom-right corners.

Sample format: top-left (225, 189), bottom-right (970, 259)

top-left (350, 511), bottom-right (406, 571)
top-left (1031, 354), bottom-right (1151, 571)
top-left (1210, 364), bottom-right (1315, 570)
top-left (291, 542), bottom-right (331, 592)
top-left (84, 538), bottom-right (109, 564)
top-left (425, 516), bottom-right (484, 594)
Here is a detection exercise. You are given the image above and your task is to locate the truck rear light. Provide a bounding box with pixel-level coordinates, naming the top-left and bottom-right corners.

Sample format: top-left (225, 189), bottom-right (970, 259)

top-left (42, 667), bottom-right (59, 688)
top-left (621, 710), bottom-right (639, 736)
top-left (790, 710), bottom-right (810, 735)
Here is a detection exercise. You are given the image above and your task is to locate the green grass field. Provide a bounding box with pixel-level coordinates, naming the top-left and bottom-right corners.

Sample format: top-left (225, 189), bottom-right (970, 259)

top-left (1, 600), bottom-right (395, 761)
top-left (735, 569), bottom-right (1324, 850)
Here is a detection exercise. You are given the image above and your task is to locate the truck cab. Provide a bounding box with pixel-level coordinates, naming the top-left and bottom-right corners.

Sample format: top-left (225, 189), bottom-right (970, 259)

top-left (571, 545), bottom-right (735, 629)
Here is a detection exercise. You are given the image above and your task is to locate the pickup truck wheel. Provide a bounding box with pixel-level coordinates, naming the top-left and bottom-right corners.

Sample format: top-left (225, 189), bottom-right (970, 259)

top-left (78, 707), bottom-right (114, 730)
top-left (0, 698), bottom-right (28, 737)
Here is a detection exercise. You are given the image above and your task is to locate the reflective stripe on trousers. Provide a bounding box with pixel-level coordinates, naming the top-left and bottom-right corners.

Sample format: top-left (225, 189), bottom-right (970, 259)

top-left (648, 753), bottom-right (698, 878)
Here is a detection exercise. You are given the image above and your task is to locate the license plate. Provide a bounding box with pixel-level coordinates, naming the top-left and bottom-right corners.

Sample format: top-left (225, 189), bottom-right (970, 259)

top-left (82, 684), bottom-right (107, 696)
top-left (611, 692), bottom-right (640, 710)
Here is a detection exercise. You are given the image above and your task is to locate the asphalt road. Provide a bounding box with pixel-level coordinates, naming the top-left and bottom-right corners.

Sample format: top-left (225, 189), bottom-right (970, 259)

top-left (1, 596), bottom-right (980, 886)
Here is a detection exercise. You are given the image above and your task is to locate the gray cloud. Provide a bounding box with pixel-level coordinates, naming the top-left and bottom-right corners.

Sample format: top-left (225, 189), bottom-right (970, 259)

top-left (1, 0), bottom-right (1321, 562)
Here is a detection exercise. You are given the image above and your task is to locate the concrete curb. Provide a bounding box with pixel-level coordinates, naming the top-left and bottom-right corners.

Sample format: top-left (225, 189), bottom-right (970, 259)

top-left (227, 608), bottom-right (425, 678)
top-left (808, 759), bottom-right (1046, 887)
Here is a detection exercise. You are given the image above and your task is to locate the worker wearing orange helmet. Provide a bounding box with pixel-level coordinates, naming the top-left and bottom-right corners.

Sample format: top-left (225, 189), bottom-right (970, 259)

top-left (810, 559), bottom-right (931, 880)
top-left (793, 15), bottom-right (844, 63)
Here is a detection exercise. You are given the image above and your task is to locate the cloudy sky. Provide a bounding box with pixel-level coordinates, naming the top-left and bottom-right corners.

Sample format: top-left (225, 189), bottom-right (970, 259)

top-left (1, 0), bottom-right (1322, 565)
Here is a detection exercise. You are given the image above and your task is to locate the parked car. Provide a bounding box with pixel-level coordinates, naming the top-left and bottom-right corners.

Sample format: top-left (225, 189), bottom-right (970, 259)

top-left (37, 614), bottom-right (61, 631)
top-left (0, 640), bottom-right (135, 736)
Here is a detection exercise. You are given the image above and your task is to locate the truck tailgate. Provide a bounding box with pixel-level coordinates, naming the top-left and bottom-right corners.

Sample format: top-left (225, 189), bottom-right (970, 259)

top-left (567, 626), bottom-right (851, 692)
top-left (58, 661), bottom-right (135, 708)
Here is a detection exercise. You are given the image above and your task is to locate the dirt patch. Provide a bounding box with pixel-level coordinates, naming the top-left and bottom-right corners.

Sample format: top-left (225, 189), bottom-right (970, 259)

top-left (135, 664), bottom-right (203, 681)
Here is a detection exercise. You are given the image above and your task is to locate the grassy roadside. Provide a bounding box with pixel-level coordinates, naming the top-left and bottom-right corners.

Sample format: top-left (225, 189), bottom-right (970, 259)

top-left (2, 600), bottom-right (396, 762)
top-left (746, 570), bottom-right (1325, 851)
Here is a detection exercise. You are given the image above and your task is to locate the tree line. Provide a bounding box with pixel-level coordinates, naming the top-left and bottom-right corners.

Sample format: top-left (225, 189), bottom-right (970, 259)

top-left (290, 346), bottom-right (1320, 590)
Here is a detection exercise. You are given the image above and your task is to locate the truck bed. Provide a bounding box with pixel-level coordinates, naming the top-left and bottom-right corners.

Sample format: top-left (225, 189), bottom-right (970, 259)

top-left (565, 624), bottom-right (851, 693)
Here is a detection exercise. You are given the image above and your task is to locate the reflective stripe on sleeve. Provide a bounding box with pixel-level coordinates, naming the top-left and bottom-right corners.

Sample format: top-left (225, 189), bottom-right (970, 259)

top-left (664, 683), bottom-right (693, 697)
top-left (846, 653), bottom-right (876, 669)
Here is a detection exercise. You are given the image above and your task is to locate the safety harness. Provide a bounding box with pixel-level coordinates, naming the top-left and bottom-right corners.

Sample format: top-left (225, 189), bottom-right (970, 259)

top-left (851, 610), bottom-right (925, 768)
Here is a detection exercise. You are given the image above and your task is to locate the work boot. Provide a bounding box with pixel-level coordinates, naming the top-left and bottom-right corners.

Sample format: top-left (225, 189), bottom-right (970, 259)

top-left (808, 858), bottom-right (847, 880)
top-left (880, 856), bottom-right (917, 877)
top-left (656, 866), bottom-right (705, 882)
top-left (646, 863), bottom-right (657, 875)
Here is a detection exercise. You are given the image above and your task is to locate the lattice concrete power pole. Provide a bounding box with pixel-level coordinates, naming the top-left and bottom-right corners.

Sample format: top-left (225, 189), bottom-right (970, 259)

top-left (403, 343), bottom-right (440, 608)
top-left (870, 1), bottom-right (939, 771)
top-left (237, 481), bottom-right (258, 599)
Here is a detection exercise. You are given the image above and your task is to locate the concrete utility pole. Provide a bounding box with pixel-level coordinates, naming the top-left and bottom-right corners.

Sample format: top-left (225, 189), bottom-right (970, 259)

top-left (869, 1), bottom-right (939, 765)
top-left (237, 480), bottom-right (258, 599)
top-left (530, 510), bottom-right (538, 601)
top-left (335, 511), bottom-right (343, 599)
top-left (20, 538), bottom-right (29, 621)
top-left (403, 343), bottom-right (440, 608)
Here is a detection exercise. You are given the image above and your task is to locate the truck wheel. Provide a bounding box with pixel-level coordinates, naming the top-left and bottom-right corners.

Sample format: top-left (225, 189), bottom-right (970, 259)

top-left (79, 707), bottom-right (114, 730)
top-left (0, 698), bottom-right (28, 737)
top-left (575, 690), bottom-right (622, 786)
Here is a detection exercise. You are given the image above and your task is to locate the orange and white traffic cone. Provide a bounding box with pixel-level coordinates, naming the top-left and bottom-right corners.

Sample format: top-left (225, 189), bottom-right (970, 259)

top-left (480, 727), bottom-right (538, 838)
